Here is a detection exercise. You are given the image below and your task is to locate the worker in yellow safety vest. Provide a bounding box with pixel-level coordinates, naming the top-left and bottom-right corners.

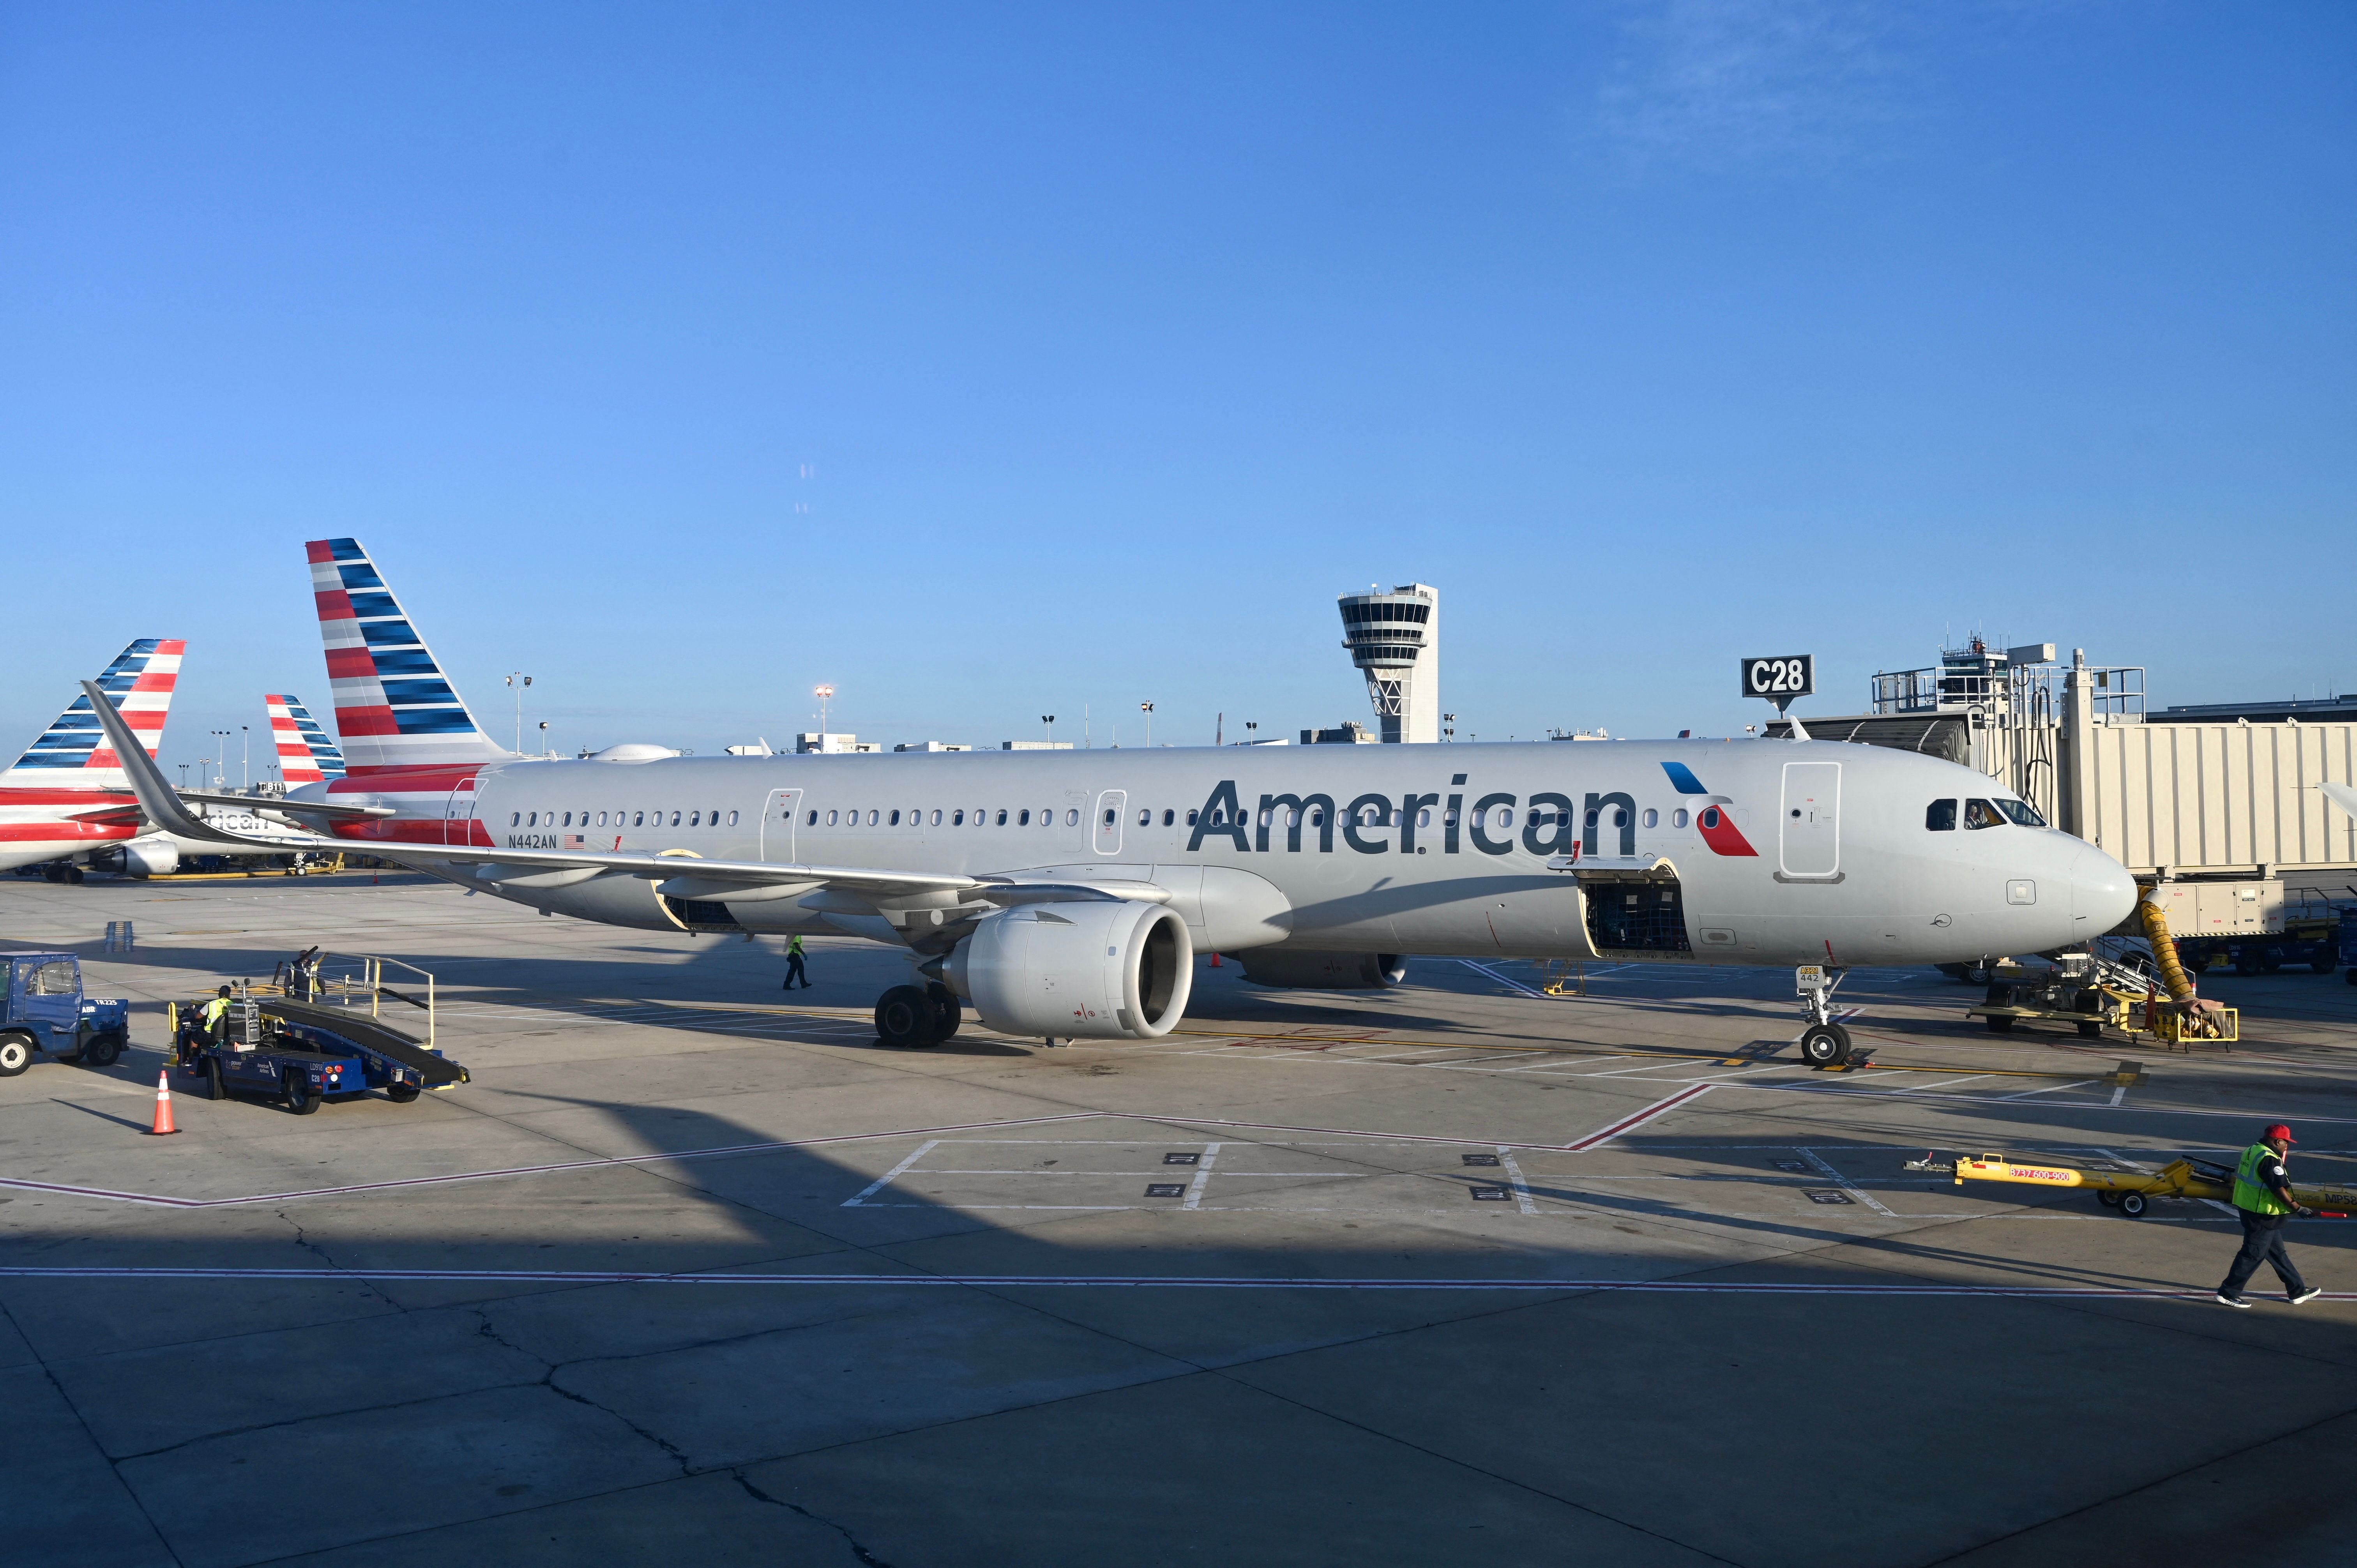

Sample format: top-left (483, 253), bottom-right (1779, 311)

top-left (2216, 1122), bottom-right (2321, 1308)
top-left (199, 985), bottom-right (235, 1046)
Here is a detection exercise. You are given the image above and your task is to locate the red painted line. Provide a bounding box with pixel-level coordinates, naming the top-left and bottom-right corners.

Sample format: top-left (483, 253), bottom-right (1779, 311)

top-left (0, 1266), bottom-right (2339, 1300)
top-left (1562, 1084), bottom-right (1717, 1150)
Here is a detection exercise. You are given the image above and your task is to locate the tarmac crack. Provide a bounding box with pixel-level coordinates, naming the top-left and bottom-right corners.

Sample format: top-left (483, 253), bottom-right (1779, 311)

top-left (734, 1472), bottom-right (898, 1566)
top-left (541, 1369), bottom-right (694, 1474)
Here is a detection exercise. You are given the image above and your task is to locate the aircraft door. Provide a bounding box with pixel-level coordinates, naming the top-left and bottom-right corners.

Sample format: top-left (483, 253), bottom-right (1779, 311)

top-left (760, 789), bottom-right (802, 862)
top-left (1092, 789), bottom-right (1127, 855)
top-left (1779, 762), bottom-right (1841, 878)
top-left (442, 778), bottom-right (477, 846)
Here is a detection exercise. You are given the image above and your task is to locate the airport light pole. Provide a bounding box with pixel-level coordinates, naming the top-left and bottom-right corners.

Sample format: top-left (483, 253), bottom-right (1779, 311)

top-left (1041, 715), bottom-right (1055, 745)
top-left (1443, 712), bottom-right (1456, 743)
top-left (1140, 701), bottom-right (1154, 748)
top-left (240, 726), bottom-right (250, 789)
top-left (815, 685), bottom-right (835, 742)
top-left (537, 720), bottom-right (551, 758)
top-left (177, 763), bottom-right (189, 789)
top-left (208, 730), bottom-right (231, 788)
top-left (506, 673), bottom-right (532, 754)
top-left (1244, 721), bottom-right (1257, 742)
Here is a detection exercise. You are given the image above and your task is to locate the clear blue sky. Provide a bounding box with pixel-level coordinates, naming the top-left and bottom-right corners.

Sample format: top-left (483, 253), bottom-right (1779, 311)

top-left (5, 2), bottom-right (2352, 777)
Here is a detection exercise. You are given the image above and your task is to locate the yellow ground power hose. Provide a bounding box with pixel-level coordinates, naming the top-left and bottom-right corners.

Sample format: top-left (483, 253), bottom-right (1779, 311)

top-left (2137, 892), bottom-right (2198, 1002)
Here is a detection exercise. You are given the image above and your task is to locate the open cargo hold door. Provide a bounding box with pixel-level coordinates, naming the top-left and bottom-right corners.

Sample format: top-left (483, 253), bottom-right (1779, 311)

top-left (1569, 858), bottom-right (1693, 961)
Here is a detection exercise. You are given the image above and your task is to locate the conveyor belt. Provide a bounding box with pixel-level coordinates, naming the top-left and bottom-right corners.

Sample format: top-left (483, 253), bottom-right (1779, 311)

top-left (258, 997), bottom-right (470, 1088)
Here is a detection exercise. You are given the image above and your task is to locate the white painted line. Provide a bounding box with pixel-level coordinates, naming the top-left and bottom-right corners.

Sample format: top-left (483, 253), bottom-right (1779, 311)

top-left (2111, 1085), bottom-right (2128, 1107)
top-left (1182, 1142), bottom-right (1223, 1210)
top-left (11, 1265), bottom-right (2339, 1300)
top-left (1797, 1147), bottom-right (1898, 1217)
top-left (1563, 1084), bottom-right (1717, 1150)
top-left (1457, 959), bottom-right (1550, 999)
top-left (1497, 1145), bottom-right (1539, 1214)
top-left (840, 1139), bottom-right (939, 1208)
top-left (1995, 1079), bottom-right (2100, 1102)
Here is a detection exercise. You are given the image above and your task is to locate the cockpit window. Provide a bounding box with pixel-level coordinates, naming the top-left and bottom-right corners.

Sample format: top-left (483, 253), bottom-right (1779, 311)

top-left (1963, 798), bottom-right (2005, 830)
top-left (1993, 798), bottom-right (2046, 827)
top-left (1926, 800), bottom-right (1957, 832)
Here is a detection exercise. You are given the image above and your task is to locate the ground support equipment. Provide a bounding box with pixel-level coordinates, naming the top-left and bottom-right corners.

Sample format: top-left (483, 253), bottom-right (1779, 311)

top-left (1906, 1151), bottom-right (2357, 1219)
top-left (0, 952), bottom-right (129, 1076)
top-left (170, 991), bottom-right (467, 1112)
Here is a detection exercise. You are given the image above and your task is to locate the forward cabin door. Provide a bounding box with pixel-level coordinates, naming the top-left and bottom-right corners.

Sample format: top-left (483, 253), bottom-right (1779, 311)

top-left (760, 789), bottom-right (802, 862)
top-left (1092, 789), bottom-right (1127, 855)
top-left (1779, 762), bottom-right (1841, 878)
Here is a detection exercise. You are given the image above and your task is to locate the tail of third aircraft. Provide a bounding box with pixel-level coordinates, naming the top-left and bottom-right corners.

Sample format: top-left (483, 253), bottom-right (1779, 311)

top-left (1, 639), bottom-right (186, 789)
top-left (305, 538), bottom-right (513, 776)
top-left (266, 694), bottom-right (347, 783)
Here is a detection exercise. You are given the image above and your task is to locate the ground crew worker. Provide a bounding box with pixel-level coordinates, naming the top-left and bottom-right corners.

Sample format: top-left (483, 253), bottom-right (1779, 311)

top-left (201, 985), bottom-right (234, 1044)
top-left (2216, 1122), bottom-right (2322, 1308)
top-left (781, 935), bottom-right (810, 991)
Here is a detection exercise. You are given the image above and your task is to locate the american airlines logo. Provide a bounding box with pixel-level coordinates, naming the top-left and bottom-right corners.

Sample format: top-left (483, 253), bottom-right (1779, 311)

top-left (1183, 763), bottom-right (1754, 859)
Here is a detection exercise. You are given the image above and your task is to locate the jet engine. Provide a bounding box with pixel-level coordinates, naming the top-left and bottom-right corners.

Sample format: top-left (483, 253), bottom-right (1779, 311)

top-left (120, 835), bottom-right (179, 878)
top-left (1237, 951), bottom-right (1407, 990)
top-left (945, 900), bottom-right (1193, 1040)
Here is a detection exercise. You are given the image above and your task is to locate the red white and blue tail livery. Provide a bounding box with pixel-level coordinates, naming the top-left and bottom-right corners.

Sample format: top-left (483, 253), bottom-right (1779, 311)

top-left (308, 538), bottom-right (510, 777)
top-left (267, 694), bottom-right (346, 784)
top-left (0, 639), bottom-right (186, 871)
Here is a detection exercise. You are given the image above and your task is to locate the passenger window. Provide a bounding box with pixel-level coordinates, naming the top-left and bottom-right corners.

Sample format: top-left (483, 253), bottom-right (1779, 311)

top-left (931, 809), bottom-right (943, 826)
top-left (1136, 808), bottom-right (1149, 826)
top-left (1641, 808), bottom-right (1657, 828)
top-left (670, 811), bottom-right (682, 826)
top-left (889, 810), bottom-right (901, 826)
top-left (511, 812), bottom-right (520, 826)
top-left (1964, 798), bottom-right (2004, 830)
top-left (952, 809), bottom-right (964, 826)
top-left (1286, 809), bottom-right (1300, 828)
top-left (807, 810), bottom-right (817, 825)
top-left (1018, 809), bottom-right (1030, 826)
top-left (1310, 808), bottom-right (1325, 827)
top-left (527, 811), bottom-right (537, 827)
top-left (867, 809), bottom-right (879, 826)
top-left (995, 809), bottom-right (1007, 825)
top-left (728, 810), bottom-right (738, 826)
top-left (595, 812), bottom-right (606, 827)
top-left (1186, 809), bottom-right (1199, 826)
top-left (632, 811), bottom-right (644, 827)
top-left (1067, 809), bottom-right (1080, 826)
top-left (1700, 807), bottom-right (1721, 829)
top-left (826, 810), bottom-right (837, 825)
top-left (1103, 809), bottom-right (1116, 825)
top-left (690, 811), bottom-right (701, 827)
top-left (561, 812), bottom-right (571, 827)
top-left (1039, 807), bottom-right (1051, 825)
top-left (1444, 809), bottom-right (1458, 826)
top-left (1927, 799), bottom-right (1958, 832)
top-left (1418, 808), bottom-right (1431, 828)
top-left (1162, 809), bottom-right (1174, 826)
top-left (1612, 809), bottom-right (1627, 828)
top-left (1671, 808), bottom-right (1688, 829)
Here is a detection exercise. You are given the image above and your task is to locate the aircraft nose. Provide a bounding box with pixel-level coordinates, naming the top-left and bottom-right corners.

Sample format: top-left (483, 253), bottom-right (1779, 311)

top-left (2069, 844), bottom-right (2139, 939)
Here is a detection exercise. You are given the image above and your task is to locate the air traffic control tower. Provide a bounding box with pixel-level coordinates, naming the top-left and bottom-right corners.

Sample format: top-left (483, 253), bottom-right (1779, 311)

top-left (1337, 583), bottom-right (1439, 743)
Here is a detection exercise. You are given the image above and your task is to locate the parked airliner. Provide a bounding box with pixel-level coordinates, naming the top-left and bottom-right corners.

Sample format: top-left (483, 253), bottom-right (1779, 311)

top-left (95, 538), bottom-right (2141, 1065)
top-left (0, 640), bottom-right (184, 876)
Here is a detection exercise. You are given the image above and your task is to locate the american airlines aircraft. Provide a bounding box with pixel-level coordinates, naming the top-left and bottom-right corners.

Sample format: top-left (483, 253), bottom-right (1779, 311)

top-left (0, 639), bottom-right (185, 876)
top-left (96, 538), bottom-right (2142, 1066)
top-left (109, 693), bottom-right (355, 876)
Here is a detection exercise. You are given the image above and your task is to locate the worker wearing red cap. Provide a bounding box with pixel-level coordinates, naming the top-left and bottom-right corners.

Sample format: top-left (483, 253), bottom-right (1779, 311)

top-left (2216, 1123), bottom-right (2322, 1308)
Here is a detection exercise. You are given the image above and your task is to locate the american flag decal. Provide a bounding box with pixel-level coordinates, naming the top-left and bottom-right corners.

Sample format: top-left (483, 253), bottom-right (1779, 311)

top-left (564, 834), bottom-right (586, 848)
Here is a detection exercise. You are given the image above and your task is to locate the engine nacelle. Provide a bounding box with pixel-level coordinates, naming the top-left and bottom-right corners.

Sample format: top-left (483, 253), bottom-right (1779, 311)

top-left (120, 835), bottom-right (179, 878)
top-left (947, 900), bottom-right (1193, 1040)
top-left (1237, 950), bottom-right (1406, 990)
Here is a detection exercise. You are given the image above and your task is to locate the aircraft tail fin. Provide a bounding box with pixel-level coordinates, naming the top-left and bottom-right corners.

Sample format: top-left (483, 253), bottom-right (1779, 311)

top-left (267, 694), bottom-right (347, 783)
top-left (1, 639), bottom-right (186, 788)
top-left (305, 538), bottom-right (513, 775)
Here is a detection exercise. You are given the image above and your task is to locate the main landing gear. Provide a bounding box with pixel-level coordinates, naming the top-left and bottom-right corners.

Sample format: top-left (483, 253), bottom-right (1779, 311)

top-left (875, 982), bottom-right (962, 1049)
top-left (1794, 965), bottom-right (1853, 1067)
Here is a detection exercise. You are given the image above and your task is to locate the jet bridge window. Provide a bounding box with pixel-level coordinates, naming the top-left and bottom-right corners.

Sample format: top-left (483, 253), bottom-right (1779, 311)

top-left (1964, 798), bottom-right (2005, 830)
top-left (1927, 799), bottom-right (1957, 831)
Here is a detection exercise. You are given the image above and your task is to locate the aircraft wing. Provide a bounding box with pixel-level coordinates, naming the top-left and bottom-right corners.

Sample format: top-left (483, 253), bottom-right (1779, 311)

top-left (76, 679), bottom-right (1157, 909)
top-left (177, 789), bottom-right (398, 821)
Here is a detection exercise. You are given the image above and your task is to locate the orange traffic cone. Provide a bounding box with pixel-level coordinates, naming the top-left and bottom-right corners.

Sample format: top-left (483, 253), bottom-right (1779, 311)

top-left (150, 1069), bottom-right (178, 1136)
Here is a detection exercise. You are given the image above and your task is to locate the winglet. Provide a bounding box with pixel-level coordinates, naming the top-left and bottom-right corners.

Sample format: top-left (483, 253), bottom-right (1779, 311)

top-left (2325, 781), bottom-right (2357, 822)
top-left (76, 680), bottom-right (301, 849)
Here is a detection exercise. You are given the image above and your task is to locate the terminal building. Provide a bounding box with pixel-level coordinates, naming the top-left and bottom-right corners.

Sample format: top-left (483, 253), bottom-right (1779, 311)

top-left (1329, 583), bottom-right (1439, 743)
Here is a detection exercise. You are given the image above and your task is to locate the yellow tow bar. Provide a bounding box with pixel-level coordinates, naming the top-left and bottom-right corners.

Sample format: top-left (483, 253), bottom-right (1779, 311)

top-left (1908, 1152), bottom-right (2357, 1219)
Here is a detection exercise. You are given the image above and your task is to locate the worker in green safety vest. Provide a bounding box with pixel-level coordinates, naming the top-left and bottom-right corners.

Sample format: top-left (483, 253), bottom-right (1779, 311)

top-left (781, 934), bottom-right (810, 991)
top-left (200, 985), bottom-right (233, 1045)
top-left (2216, 1122), bottom-right (2321, 1308)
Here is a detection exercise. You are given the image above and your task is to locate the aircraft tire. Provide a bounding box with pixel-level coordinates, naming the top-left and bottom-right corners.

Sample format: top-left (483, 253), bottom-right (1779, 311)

top-left (1797, 1023), bottom-right (1850, 1067)
top-left (925, 983), bottom-right (962, 1044)
top-left (875, 985), bottom-right (939, 1049)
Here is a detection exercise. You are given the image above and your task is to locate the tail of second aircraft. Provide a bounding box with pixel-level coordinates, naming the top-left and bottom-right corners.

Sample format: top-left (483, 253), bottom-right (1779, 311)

top-left (266, 694), bottom-right (347, 783)
top-left (306, 538), bottom-right (513, 776)
top-left (0, 639), bottom-right (186, 789)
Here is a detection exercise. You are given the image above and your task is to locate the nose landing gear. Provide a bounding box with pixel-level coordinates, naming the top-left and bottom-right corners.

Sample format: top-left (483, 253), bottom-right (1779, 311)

top-left (1794, 964), bottom-right (1853, 1066)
